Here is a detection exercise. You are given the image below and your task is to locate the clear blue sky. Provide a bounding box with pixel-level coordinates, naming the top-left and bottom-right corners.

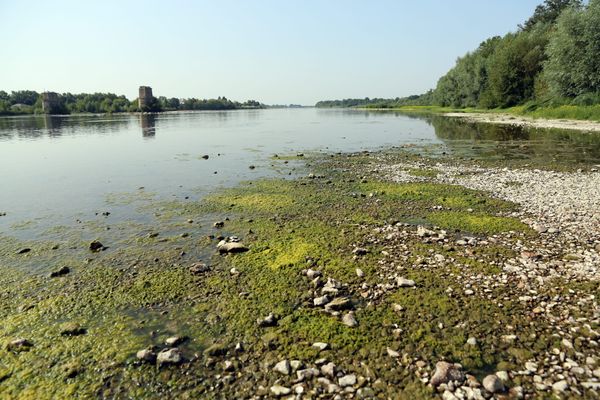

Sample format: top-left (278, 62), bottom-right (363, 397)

top-left (0, 0), bottom-right (541, 105)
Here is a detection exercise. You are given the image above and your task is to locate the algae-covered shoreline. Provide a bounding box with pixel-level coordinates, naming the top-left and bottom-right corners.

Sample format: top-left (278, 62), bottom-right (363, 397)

top-left (1, 149), bottom-right (599, 399)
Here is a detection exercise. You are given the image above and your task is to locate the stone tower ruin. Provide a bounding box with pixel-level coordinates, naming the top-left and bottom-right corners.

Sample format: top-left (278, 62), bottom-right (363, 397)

top-left (138, 86), bottom-right (153, 109)
top-left (41, 92), bottom-right (60, 114)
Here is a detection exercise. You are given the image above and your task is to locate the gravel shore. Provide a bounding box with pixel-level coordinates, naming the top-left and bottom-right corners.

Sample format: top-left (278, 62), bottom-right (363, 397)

top-left (444, 112), bottom-right (600, 133)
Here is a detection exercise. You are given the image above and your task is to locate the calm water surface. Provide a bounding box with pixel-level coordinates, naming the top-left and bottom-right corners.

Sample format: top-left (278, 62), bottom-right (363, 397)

top-left (1, 108), bottom-right (599, 239)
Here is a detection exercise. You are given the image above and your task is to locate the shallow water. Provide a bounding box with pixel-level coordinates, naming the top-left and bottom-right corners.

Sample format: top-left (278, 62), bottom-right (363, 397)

top-left (1, 109), bottom-right (599, 239)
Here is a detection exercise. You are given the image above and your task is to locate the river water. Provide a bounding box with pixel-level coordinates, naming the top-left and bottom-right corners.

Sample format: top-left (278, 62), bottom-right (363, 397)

top-left (1, 108), bottom-right (599, 239)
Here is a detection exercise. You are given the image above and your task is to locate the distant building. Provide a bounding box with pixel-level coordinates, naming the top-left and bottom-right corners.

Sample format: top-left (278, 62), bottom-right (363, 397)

top-left (138, 86), bottom-right (153, 109)
top-left (41, 92), bottom-right (60, 114)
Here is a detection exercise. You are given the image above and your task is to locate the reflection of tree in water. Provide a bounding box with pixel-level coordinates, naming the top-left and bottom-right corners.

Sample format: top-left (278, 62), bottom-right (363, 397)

top-left (428, 115), bottom-right (600, 163)
top-left (0, 115), bottom-right (130, 141)
top-left (140, 114), bottom-right (156, 138)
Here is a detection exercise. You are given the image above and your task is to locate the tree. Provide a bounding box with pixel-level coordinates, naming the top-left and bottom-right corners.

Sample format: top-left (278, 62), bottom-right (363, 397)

top-left (544, 0), bottom-right (600, 97)
top-left (522, 0), bottom-right (582, 30)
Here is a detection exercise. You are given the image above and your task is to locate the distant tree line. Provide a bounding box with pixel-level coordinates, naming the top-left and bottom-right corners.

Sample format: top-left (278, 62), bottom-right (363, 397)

top-left (315, 92), bottom-right (435, 108)
top-left (316, 0), bottom-right (600, 110)
top-left (0, 90), bottom-right (265, 116)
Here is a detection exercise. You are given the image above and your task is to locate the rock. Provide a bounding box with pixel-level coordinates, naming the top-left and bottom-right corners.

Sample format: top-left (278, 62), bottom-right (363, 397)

top-left (356, 268), bottom-right (364, 278)
top-left (464, 289), bottom-right (474, 295)
top-left (582, 382), bottom-right (600, 390)
top-left (430, 361), bottom-right (465, 387)
top-left (273, 360), bottom-right (290, 375)
top-left (49, 266), bottom-right (70, 278)
top-left (89, 240), bottom-right (105, 252)
top-left (203, 343), bottom-right (227, 357)
top-left (325, 296), bottom-right (352, 311)
top-left (189, 262), bottom-right (210, 274)
top-left (533, 224), bottom-right (548, 233)
top-left (213, 221), bottom-right (224, 228)
top-left (201, 155), bottom-right (209, 160)
top-left (223, 360), bottom-right (234, 371)
top-left (248, 165), bottom-right (256, 170)
top-left (321, 362), bottom-right (336, 377)
top-left (165, 336), bottom-right (183, 346)
top-left (561, 338), bottom-right (574, 349)
top-left (306, 269), bottom-right (321, 279)
top-left (442, 390), bottom-right (458, 400)
top-left (313, 295), bottom-right (330, 307)
top-left (290, 360), bottom-right (303, 372)
top-left (466, 337), bottom-right (477, 346)
top-left (496, 371), bottom-right (509, 382)
top-left (552, 380), bottom-right (568, 393)
top-left (482, 374), bottom-right (504, 393)
top-left (312, 342), bottom-right (329, 351)
top-left (136, 349), bottom-right (156, 363)
top-left (338, 374), bottom-right (357, 387)
top-left (417, 226), bottom-right (436, 237)
top-left (257, 313), bottom-right (277, 327)
top-left (217, 241), bottom-right (249, 254)
top-left (297, 368), bottom-right (320, 381)
top-left (157, 348), bottom-right (183, 365)
top-left (396, 277), bottom-right (415, 287)
top-left (60, 323), bottom-right (87, 336)
top-left (270, 385), bottom-right (291, 396)
top-left (386, 347), bottom-right (400, 358)
top-left (342, 312), bottom-right (358, 327)
top-left (525, 361), bottom-right (538, 372)
top-left (16, 248), bottom-right (31, 254)
top-left (352, 247), bottom-right (368, 256)
top-left (392, 303), bottom-right (404, 312)
top-left (6, 338), bottom-right (33, 352)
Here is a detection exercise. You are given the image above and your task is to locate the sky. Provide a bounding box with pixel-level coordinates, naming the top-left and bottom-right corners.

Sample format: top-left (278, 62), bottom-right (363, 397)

top-left (0, 0), bottom-right (543, 105)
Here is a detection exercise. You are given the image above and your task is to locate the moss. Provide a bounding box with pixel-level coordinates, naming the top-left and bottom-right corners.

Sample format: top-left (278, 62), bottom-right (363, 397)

top-left (428, 211), bottom-right (530, 235)
top-left (407, 168), bottom-right (439, 178)
top-left (0, 151), bottom-right (591, 398)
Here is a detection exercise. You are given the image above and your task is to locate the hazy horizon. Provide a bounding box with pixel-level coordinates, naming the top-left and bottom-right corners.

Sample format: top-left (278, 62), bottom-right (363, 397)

top-left (1, 0), bottom-right (542, 105)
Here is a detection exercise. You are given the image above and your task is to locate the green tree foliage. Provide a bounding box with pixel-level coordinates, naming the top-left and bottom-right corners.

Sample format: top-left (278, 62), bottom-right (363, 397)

top-left (430, 0), bottom-right (597, 109)
top-left (544, 0), bottom-right (600, 98)
top-left (522, 0), bottom-right (581, 30)
top-left (482, 27), bottom-right (549, 107)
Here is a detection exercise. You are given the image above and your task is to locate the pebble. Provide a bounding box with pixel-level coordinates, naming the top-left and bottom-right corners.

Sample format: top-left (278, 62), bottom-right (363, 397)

top-left (396, 277), bottom-right (415, 287)
top-left (466, 337), bottom-right (477, 346)
top-left (342, 312), bottom-right (358, 327)
top-left (312, 342), bottom-right (329, 351)
top-left (355, 268), bottom-right (364, 278)
top-left (189, 262), bottom-right (210, 274)
top-left (552, 380), bottom-right (568, 393)
top-left (156, 348), bottom-right (183, 365)
top-left (482, 374), bottom-right (504, 393)
top-left (431, 361), bottom-right (465, 387)
top-left (217, 241), bottom-right (249, 254)
top-left (386, 347), bottom-right (400, 358)
top-left (165, 336), bottom-right (183, 346)
top-left (313, 295), bottom-right (330, 307)
top-left (257, 313), bottom-right (277, 327)
top-left (273, 360), bottom-right (290, 375)
top-left (270, 385), bottom-right (291, 396)
top-left (325, 296), bottom-right (352, 311)
top-left (49, 266), bottom-right (70, 278)
top-left (338, 374), bottom-right (356, 387)
top-left (6, 338), bottom-right (33, 352)
top-left (89, 240), bottom-right (105, 252)
top-left (136, 349), bottom-right (156, 363)
top-left (321, 362), bottom-right (336, 377)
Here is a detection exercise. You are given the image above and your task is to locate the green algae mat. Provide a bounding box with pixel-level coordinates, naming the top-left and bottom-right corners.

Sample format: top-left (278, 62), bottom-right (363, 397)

top-left (0, 152), bottom-right (597, 399)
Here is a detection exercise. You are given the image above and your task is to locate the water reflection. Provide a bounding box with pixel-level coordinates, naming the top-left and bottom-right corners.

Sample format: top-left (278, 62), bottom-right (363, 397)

top-left (425, 115), bottom-right (600, 164)
top-left (140, 114), bottom-right (156, 138)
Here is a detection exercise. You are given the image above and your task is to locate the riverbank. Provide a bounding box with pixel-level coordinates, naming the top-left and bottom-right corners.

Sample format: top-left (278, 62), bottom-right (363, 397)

top-left (0, 150), bottom-right (599, 399)
top-left (359, 105), bottom-right (600, 132)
